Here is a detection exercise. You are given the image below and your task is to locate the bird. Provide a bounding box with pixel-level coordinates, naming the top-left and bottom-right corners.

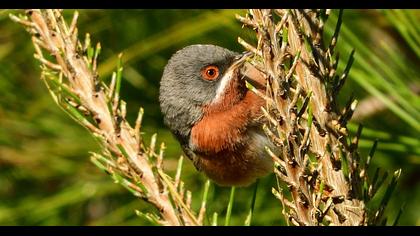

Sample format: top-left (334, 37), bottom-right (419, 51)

top-left (159, 44), bottom-right (274, 187)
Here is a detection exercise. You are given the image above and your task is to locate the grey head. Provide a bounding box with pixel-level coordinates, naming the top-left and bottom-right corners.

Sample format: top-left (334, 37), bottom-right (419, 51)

top-left (159, 44), bottom-right (240, 146)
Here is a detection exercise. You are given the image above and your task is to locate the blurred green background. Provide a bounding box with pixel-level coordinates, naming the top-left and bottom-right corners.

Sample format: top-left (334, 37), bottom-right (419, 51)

top-left (0, 9), bottom-right (419, 226)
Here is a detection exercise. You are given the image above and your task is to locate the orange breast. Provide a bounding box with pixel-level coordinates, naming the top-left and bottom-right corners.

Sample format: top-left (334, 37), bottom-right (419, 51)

top-left (190, 71), bottom-right (271, 186)
top-left (196, 132), bottom-right (273, 186)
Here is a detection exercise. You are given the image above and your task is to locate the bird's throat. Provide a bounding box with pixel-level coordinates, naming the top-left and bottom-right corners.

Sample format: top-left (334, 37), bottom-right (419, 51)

top-left (207, 70), bottom-right (247, 113)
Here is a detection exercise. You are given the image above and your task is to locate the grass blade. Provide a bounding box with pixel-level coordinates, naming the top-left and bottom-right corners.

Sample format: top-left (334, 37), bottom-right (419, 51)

top-left (244, 179), bottom-right (259, 226)
top-left (224, 186), bottom-right (236, 226)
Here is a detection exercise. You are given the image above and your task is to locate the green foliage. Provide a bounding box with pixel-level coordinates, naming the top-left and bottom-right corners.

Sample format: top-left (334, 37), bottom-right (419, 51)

top-left (0, 9), bottom-right (419, 225)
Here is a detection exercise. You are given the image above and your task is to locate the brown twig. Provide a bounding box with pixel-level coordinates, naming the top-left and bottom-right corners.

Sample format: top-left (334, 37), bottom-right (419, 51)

top-left (11, 9), bottom-right (201, 226)
top-left (239, 9), bottom-right (368, 226)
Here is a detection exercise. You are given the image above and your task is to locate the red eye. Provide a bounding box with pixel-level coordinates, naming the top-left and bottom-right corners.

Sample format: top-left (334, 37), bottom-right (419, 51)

top-left (201, 65), bottom-right (219, 81)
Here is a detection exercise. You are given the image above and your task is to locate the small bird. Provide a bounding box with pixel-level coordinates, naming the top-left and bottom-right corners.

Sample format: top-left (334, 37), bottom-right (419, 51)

top-left (159, 44), bottom-right (273, 187)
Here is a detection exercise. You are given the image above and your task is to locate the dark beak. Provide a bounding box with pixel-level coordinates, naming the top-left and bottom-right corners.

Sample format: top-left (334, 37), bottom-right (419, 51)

top-left (211, 51), bottom-right (265, 102)
top-left (225, 51), bottom-right (266, 91)
top-left (236, 52), bottom-right (266, 90)
top-left (236, 51), bottom-right (253, 60)
top-left (230, 51), bottom-right (253, 70)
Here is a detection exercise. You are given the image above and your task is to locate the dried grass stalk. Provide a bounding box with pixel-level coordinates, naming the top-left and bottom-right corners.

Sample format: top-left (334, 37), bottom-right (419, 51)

top-left (11, 9), bottom-right (400, 226)
top-left (11, 9), bottom-right (202, 226)
top-left (238, 9), bottom-right (399, 226)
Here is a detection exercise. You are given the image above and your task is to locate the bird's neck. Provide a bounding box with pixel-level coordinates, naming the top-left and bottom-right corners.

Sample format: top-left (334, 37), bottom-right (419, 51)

top-left (205, 76), bottom-right (247, 114)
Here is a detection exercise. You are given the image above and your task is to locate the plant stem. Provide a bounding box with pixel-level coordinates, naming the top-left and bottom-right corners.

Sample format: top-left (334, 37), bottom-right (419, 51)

top-left (224, 186), bottom-right (236, 226)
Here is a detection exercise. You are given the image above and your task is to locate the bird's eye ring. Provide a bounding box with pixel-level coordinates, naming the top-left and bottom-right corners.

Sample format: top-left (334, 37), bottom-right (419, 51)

top-left (201, 65), bottom-right (219, 81)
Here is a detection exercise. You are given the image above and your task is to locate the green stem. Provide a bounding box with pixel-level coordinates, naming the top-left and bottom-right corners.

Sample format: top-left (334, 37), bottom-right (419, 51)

top-left (244, 180), bottom-right (259, 226)
top-left (224, 186), bottom-right (236, 226)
